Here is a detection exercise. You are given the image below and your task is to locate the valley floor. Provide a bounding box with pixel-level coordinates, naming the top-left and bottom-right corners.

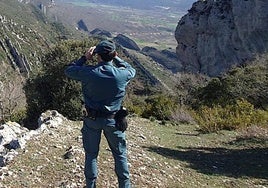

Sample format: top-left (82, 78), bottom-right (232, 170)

top-left (1, 114), bottom-right (267, 188)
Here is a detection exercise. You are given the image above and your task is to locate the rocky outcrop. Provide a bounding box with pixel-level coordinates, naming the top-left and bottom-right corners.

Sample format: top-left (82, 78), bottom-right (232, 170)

top-left (120, 47), bottom-right (160, 85)
top-left (77, 19), bottom-right (89, 32)
top-left (142, 47), bottom-right (181, 73)
top-left (90, 28), bottom-right (112, 38)
top-left (113, 34), bottom-right (140, 51)
top-left (5, 38), bottom-right (30, 74)
top-left (0, 110), bottom-right (65, 170)
top-left (175, 0), bottom-right (268, 76)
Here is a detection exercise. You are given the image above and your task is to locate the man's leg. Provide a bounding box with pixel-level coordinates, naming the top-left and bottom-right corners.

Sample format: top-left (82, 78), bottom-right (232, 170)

top-left (82, 118), bottom-right (102, 188)
top-left (104, 120), bottom-right (131, 188)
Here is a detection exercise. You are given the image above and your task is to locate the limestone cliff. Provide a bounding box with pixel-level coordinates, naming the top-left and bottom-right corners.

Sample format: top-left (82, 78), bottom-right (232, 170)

top-left (175, 0), bottom-right (268, 76)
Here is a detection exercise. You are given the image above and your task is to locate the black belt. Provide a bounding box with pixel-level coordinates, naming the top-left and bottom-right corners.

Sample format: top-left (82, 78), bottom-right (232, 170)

top-left (85, 107), bottom-right (115, 120)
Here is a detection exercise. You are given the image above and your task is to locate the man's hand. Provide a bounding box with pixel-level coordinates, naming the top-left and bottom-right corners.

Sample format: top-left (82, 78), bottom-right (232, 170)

top-left (85, 46), bottom-right (96, 60)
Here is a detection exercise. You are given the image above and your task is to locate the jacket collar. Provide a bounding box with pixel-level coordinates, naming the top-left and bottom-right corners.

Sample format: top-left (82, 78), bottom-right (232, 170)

top-left (99, 61), bottom-right (113, 66)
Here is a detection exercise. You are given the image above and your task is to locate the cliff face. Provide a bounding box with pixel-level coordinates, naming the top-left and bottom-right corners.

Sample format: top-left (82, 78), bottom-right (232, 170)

top-left (0, 0), bottom-right (63, 119)
top-left (175, 0), bottom-right (268, 76)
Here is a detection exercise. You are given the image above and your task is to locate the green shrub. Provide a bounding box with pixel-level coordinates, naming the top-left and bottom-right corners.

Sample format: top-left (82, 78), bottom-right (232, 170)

top-left (224, 62), bottom-right (268, 110)
top-left (24, 39), bottom-right (98, 124)
top-left (125, 103), bottom-right (144, 116)
top-left (124, 95), bottom-right (146, 116)
top-left (149, 116), bottom-right (156, 122)
top-left (190, 57), bottom-right (268, 110)
top-left (193, 99), bottom-right (268, 133)
top-left (142, 94), bottom-right (178, 121)
top-left (10, 108), bottom-right (27, 124)
top-left (190, 78), bottom-right (232, 108)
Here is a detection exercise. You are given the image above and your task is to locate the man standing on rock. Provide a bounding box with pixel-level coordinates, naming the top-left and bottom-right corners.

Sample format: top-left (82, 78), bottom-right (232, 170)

top-left (65, 40), bottom-right (136, 188)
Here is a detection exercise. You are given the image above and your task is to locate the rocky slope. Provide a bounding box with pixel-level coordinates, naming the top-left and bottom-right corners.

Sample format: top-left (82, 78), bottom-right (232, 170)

top-left (0, 0), bottom-right (54, 116)
top-left (0, 110), bottom-right (183, 187)
top-left (1, 110), bottom-right (267, 187)
top-left (175, 0), bottom-right (268, 76)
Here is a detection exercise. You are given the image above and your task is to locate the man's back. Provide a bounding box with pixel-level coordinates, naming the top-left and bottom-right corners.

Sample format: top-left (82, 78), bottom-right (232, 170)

top-left (64, 40), bottom-right (135, 188)
top-left (65, 56), bottom-right (135, 112)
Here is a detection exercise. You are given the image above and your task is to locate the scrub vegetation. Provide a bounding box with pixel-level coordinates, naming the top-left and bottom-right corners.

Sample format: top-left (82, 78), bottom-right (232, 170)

top-left (23, 40), bottom-right (268, 134)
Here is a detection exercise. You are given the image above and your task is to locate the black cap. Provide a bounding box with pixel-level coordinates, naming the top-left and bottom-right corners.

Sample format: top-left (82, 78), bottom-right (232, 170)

top-left (93, 40), bottom-right (116, 54)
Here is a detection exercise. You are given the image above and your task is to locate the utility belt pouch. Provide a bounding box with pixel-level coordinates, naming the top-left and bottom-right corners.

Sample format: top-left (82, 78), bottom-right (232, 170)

top-left (115, 107), bottom-right (129, 132)
top-left (83, 106), bottom-right (97, 120)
